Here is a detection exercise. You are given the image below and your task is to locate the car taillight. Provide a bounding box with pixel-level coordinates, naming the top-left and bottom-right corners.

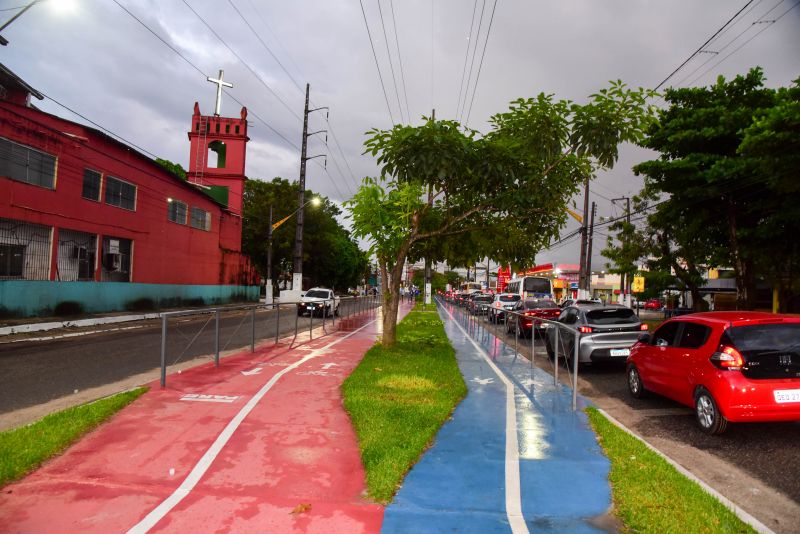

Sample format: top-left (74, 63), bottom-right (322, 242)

top-left (640, 324), bottom-right (648, 331)
top-left (579, 326), bottom-right (593, 333)
top-left (710, 345), bottom-right (744, 370)
top-left (524, 311), bottom-right (536, 316)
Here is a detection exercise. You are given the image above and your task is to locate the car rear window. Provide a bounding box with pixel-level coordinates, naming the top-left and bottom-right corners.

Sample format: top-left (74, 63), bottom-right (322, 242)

top-left (499, 295), bottom-right (521, 302)
top-left (525, 299), bottom-right (557, 309)
top-left (475, 296), bottom-right (493, 303)
top-left (726, 323), bottom-right (800, 352)
top-left (585, 308), bottom-right (638, 325)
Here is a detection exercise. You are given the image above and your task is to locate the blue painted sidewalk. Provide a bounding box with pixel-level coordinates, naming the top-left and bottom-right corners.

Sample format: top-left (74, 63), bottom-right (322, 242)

top-left (381, 301), bottom-right (612, 533)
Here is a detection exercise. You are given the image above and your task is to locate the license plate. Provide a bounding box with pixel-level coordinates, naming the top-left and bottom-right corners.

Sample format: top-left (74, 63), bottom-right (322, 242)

top-left (610, 348), bottom-right (630, 357)
top-left (774, 389), bottom-right (800, 403)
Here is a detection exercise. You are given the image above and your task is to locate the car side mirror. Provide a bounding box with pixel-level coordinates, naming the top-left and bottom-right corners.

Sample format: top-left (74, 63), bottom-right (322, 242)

top-left (655, 338), bottom-right (669, 347)
top-left (637, 333), bottom-right (651, 344)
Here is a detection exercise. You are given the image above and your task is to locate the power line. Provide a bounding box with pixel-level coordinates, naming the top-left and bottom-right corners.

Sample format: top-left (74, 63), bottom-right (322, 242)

top-left (389, 0), bottom-right (411, 122)
top-left (653, 0), bottom-right (755, 90)
top-left (358, 0), bottom-right (395, 126)
top-left (459, 0), bottom-right (486, 123)
top-left (227, 0), bottom-right (304, 94)
top-left (111, 0), bottom-right (300, 152)
top-left (464, 0), bottom-right (499, 127)
top-left (685, 0), bottom-right (800, 87)
top-left (180, 0), bottom-right (302, 123)
top-left (455, 0), bottom-right (480, 121)
top-left (377, 0), bottom-right (406, 123)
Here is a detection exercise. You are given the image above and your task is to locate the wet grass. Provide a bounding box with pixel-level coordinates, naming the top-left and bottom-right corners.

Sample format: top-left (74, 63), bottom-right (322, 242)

top-left (586, 407), bottom-right (756, 534)
top-left (0, 388), bottom-right (147, 488)
top-left (341, 307), bottom-right (466, 503)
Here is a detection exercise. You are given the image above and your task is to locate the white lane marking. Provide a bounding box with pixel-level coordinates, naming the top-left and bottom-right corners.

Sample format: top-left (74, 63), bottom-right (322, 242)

top-left (440, 305), bottom-right (529, 534)
top-left (180, 394), bottom-right (239, 404)
top-left (240, 367), bottom-right (263, 376)
top-left (321, 362), bottom-right (339, 370)
top-left (127, 319), bottom-right (377, 534)
top-left (472, 377), bottom-right (495, 385)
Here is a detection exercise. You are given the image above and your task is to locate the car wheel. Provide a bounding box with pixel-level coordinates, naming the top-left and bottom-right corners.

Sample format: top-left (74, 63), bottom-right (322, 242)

top-left (334, 306), bottom-right (339, 317)
top-left (694, 387), bottom-right (728, 435)
top-left (545, 338), bottom-right (555, 360)
top-left (627, 365), bottom-right (647, 398)
top-left (297, 309), bottom-right (303, 317)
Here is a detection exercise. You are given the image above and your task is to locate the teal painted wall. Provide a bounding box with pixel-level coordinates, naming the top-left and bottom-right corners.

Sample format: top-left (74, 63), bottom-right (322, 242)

top-left (0, 281), bottom-right (259, 317)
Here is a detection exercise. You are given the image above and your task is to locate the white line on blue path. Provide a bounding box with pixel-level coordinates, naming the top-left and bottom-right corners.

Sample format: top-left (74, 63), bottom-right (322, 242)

top-left (440, 305), bottom-right (529, 534)
top-left (126, 318), bottom-right (378, 534)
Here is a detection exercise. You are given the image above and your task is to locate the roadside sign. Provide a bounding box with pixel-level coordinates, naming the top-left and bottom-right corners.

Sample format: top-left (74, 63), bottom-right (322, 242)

top-left (632, 276), bottom-right (645, 293)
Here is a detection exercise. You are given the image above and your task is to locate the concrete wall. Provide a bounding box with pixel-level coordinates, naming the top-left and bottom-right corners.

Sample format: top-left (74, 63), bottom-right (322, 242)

top-left (0, 281), bottom-right (258, 317)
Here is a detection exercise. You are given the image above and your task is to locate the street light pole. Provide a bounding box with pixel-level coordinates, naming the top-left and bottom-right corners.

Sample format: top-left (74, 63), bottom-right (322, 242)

top-left (266, 205), bottom-right (273, 304)
top-left (0, 1), bottom-right (39, 46)
top-left (612, 196), bottom-right (632, 305)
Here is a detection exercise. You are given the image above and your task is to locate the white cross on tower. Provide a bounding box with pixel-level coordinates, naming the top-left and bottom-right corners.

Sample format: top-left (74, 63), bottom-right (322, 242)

top-left (207, 69), bottom-right (233, 116)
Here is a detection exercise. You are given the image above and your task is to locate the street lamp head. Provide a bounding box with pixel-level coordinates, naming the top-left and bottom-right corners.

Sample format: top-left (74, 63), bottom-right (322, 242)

top-left (310, 197), bottom-right (321, 207)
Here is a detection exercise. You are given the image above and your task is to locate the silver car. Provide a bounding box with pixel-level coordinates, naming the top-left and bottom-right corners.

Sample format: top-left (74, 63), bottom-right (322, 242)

top-left (545, 304), bottom-right (646, 365)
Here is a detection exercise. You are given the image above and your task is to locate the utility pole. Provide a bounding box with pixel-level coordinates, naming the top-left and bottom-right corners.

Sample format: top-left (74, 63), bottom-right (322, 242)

top-left (266, 205), bottom-right (273, 304)
top-left (577, 177), bottom-right (591, 298)
top-left (423, 109), bottom-right (435, 305)
top-left (585, 202), bottom-right (597, 298)
top-left (612, 196), bottom-right (631, 305)
top-left (291, 84), bottom-right (327, 293)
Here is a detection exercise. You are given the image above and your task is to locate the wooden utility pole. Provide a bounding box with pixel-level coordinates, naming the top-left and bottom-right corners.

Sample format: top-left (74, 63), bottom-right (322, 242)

top-left (266, 205), bottom-right (273, 304)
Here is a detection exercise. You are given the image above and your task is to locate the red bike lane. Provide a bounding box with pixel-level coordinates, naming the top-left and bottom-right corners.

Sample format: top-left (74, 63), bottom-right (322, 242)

top-left (0, 304), bottom-right (410, 533)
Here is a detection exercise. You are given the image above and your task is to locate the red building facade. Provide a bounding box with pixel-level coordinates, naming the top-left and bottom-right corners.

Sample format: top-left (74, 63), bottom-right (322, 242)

top-left (0, 64), bottom-right (257, 316)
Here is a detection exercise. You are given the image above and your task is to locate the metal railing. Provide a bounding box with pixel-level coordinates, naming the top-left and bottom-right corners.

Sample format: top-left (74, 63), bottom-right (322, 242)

top-left (158, 294), bottom-right (381, 387)
top-left (445, 298), bottom-right (581, 410)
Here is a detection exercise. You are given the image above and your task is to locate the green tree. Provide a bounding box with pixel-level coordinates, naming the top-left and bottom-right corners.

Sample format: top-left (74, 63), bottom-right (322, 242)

top-left (155, 158), bottom-right (187, 180)
top-left (242, 178), bottom-right (367, 294)
top-left (348, 82), bottom-right (656, 346)
top-left (632, 68), bottom-right (794, 309)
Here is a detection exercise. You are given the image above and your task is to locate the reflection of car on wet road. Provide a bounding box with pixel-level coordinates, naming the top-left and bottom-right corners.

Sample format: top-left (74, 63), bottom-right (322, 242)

top-left (626, 312), bottom-right (800, 435)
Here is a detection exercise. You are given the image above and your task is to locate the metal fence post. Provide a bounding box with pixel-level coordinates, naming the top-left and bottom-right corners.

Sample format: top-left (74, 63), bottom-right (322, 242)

top-left (250, 306), bottom-right (256, 352)
top-left (160, 315), bottom-right (167, 387)
top-left (553, 324), bottom-right (559, 386)
top-left (214, 309), bottom-right (220, 367)
top-left (275, 303), bottom-right (280, 345)
top-left (309, 306), bottom-right (314, 340)
top-left (572, 329), bottom-right (580, 411)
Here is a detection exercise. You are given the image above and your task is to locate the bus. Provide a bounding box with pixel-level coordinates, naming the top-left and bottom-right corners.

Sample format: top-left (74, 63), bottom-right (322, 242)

top-left (505, 276), bottom-right (553, 300)
top-left (460, 282), bottom-right (483, 294)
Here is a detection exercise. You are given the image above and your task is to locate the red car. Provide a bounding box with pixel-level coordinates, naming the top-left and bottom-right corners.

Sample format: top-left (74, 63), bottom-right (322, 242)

top-left (626, 312), bottom-right (800, 434)
top-left (506, 299), bottom-right (561, 338)
top-left (643, 298), bottom-right (663, 310)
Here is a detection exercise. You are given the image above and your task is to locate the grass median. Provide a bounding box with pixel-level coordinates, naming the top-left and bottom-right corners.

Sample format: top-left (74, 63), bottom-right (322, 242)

top-left (0, 387), bottom-right (147, 488)
top-left (586, 407), bottom-right (756, 533)
top-left (342, 304), bottom-right (466, 503)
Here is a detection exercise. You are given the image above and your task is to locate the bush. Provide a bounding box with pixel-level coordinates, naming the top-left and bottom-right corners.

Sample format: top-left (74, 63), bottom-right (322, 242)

top-left (53, 301), bottom-right (84, 316)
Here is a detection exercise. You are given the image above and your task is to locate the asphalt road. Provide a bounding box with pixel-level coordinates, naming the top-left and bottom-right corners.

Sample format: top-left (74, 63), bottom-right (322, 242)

top-left (455, 303), bottom-right (800, 533)
top-left (0, 299), bottom-right (374, 415)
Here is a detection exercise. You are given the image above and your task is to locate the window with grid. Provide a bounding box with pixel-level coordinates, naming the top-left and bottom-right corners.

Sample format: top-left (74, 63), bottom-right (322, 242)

top-left (82, 169), bottom-right (101, 201)
top-left (0, 244), bottom-right (24, 278)
top-left (0, 217), bottom-right (52, 280)
top-left (104, 176), bottom-right (136, 210)
top-left (190, 207), bottom-right (211, 231)
top-left (0, 137), bottom-right (56, 189)
top-left (167, 199), bottom-right (187, 224)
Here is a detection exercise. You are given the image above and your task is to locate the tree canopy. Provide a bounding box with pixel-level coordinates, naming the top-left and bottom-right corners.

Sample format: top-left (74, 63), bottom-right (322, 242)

top-left (243, 178), bottom-right (368, 293)
top-left (613, 68), bottom-right (800, 310)
top-left (347, 81), bottom-right (657, 346)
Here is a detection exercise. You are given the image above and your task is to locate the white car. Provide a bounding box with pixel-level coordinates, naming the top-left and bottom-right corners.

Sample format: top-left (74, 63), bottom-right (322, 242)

top-left (487, 293), bottom-right (521, 323)
top-left (297, 287), bottom-right (340, 317)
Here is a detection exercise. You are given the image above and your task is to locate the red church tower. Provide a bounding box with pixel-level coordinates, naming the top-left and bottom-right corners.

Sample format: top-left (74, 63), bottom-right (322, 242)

top-left (187, 71), bottom-right (249, 215)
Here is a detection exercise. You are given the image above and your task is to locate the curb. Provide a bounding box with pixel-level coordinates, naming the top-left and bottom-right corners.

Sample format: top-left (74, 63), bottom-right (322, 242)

top-left (0, 313), bottom-right (162, 336)
top-left (595, 408), bottom-right (774, 534)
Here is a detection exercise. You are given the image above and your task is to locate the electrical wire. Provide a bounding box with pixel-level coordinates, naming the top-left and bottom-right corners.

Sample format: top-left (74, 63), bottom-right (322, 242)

top-left (377, 0), bottom-right (406, 123)
top-left (653, 0), bottom-right (755, 90)
top-left (389, 0), bottom-right (411, 122)
top-left (459, 0), bottom-right (486, 123)
top-left (359, 0), bottom-right (396, 126)
top-left (455, 0), bottom-right (480, 121)
top-left (464, 0), bottom-right (500, 127)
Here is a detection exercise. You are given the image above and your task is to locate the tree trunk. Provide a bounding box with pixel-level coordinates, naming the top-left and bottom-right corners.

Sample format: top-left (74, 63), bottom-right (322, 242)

top-left (725, 197), bottom-right (751, 310)
top-left (380, 255), bottom-right (406, 348)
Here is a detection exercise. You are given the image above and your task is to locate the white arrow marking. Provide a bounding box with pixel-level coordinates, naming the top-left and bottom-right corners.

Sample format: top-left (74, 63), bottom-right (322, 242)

top-left (321, 362), bottom-right (339, 370)
top-left (241, 368), bottom-right (263, 376)
top-left (472, 377), bottom-right (495, 385)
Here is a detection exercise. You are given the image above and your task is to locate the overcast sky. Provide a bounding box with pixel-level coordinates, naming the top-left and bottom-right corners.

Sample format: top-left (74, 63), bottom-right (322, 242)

top-left (3, 0), bottom-right (798, 270)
